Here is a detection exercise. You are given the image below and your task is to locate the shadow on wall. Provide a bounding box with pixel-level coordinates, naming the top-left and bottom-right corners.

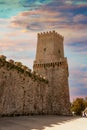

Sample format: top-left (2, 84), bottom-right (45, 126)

top-left (0, 116), bottom-right (80, 130)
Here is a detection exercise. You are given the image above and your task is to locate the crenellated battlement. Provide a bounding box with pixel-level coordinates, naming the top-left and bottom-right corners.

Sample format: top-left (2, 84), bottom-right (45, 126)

top-left (38, 30), bottom-right (64, 40)
top-left (33, 60), bottom-right (68, 69)
top-left (33, 59), bottom-right (69, 77)
top-left (0, 55), bottom-right (48, 83)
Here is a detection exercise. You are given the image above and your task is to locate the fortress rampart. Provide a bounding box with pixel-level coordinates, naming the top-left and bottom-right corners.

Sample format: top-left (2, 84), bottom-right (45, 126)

top-left (0, 30), bottom-right (70, 116)
top-left (0, 55), bottom-right (48, 116)
top-left (0, 55), bottom-right (48, 83)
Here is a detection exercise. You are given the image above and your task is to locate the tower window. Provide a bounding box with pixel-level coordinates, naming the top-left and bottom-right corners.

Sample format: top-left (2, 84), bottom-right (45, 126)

top-left (58, 50), bottom-right (60, 54)
top-left (44, 48), bottom-right (46, 52)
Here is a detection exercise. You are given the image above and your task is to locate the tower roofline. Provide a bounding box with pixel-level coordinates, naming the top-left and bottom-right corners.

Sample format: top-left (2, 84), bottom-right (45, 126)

top-left (38, 30), bottom-right (64, 40)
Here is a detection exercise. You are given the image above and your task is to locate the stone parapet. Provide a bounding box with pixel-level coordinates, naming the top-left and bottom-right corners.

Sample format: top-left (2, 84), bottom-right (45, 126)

top-left (34, 57), bottom-right (67, 64)
top-left (33, 60), bottom-right (68, 69)
top-left (0, 56), bottom-right (48, 84)
top-left (38, 30), bottom-right (64, 40)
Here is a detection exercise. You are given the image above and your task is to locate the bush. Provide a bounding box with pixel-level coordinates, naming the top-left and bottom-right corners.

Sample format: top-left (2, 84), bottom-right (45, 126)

top-left (71, 98), bottom-right (86, 115)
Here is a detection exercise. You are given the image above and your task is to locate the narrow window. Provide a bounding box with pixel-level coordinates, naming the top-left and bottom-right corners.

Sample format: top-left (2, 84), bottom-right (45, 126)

top-left (58, 50), bottom-right (60, 54)
top-left (44, 48), bottom-right (46, 52)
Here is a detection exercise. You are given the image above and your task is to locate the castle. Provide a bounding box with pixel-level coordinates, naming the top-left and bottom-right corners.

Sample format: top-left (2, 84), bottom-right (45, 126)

top-left (0, 31), bottom-right (70, 116)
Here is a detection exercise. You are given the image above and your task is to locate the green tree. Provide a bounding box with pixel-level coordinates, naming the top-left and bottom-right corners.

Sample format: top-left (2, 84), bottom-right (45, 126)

top-left (84, 97), bottom-right (87, 108)
top-left (71, 98), bottom-right (85, 115)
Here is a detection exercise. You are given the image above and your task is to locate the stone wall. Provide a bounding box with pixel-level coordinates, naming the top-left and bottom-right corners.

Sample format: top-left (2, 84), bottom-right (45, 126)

top-left (33, 59), bottom-right (70, 115)
top-left (0, 58), bottom-right (48, 116)
top-left (0, 56), bottom-right (70, 116)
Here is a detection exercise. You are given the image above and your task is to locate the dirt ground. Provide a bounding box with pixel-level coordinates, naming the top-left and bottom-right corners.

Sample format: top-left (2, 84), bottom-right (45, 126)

top-left (0, 116), bottom-right (87, 130)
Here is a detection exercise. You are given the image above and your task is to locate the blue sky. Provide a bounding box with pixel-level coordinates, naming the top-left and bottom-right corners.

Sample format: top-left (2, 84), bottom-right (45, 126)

top-left (0, 0), bottom-right (87, 101)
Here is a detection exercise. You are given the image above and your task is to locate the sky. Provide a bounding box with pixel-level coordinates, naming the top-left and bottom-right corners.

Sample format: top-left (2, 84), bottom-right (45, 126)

top-left (0, 0), bottom-right (87, 101)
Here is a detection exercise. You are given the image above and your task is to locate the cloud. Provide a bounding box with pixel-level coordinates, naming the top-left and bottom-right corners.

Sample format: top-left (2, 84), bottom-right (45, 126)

top-left (0, 32), bottom-right (37, 52)
top-left (0, 0), bottom-right (24, 18)
top-left (67, 40), bottom-right (87, 54)
top-left (0, 26), bottom-right (37, 69)
top-left (10, 1), bottom-right (87, 33)
top-left (0, 0), bottom-right (87, 19)
top-left (11, 9), bottom-right (64, 31)
top-left (73, 14), bottom-right (87, 23)
top-left (70, 66), bottom-right (87, 101)
top-left (65, 0), bottom-right (87, 5)
top-left (72, 0), bottom-right (87, 5)
top-left (0, 0), bottom-right (53, 18)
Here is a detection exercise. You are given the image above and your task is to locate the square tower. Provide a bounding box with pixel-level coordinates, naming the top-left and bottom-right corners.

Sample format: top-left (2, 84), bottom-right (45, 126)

top-left (33, 31), bottom-right (70, 115)
top-left (35, 30), bottom-right (64, 63)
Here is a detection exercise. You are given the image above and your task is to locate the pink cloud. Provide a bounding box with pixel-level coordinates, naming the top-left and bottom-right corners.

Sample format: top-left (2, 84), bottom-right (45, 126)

top-left (73, 14), bottom-right (87, 22)
top-left (10, 9), bottom-right (67, 30)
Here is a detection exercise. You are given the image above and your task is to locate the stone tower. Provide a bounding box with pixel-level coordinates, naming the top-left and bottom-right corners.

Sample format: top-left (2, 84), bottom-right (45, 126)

top-left (33, 30), bottom-right (70, 115)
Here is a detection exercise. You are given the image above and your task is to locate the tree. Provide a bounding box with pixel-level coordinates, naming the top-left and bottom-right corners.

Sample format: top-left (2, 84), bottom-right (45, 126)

top-left (71, 98), bottom-right (86, 115)
top-left (84, 97), bottom-right (87, 107)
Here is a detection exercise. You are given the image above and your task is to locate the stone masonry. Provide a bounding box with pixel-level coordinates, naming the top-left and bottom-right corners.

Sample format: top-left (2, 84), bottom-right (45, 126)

top-left (0, 58), bottom-right (48, 116)
top-left (0, 30), bottom-right (70, 116)
top-left (33, 30), bottom-right (70, 115)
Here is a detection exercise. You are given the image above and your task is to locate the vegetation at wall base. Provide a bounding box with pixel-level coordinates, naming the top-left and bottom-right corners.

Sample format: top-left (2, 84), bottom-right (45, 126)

top-left (71, 97), bottom-right (87, 115)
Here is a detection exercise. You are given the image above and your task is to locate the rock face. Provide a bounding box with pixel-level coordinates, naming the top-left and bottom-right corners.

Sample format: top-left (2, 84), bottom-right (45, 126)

top-left (0, 31), bottom-right (70, 116)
